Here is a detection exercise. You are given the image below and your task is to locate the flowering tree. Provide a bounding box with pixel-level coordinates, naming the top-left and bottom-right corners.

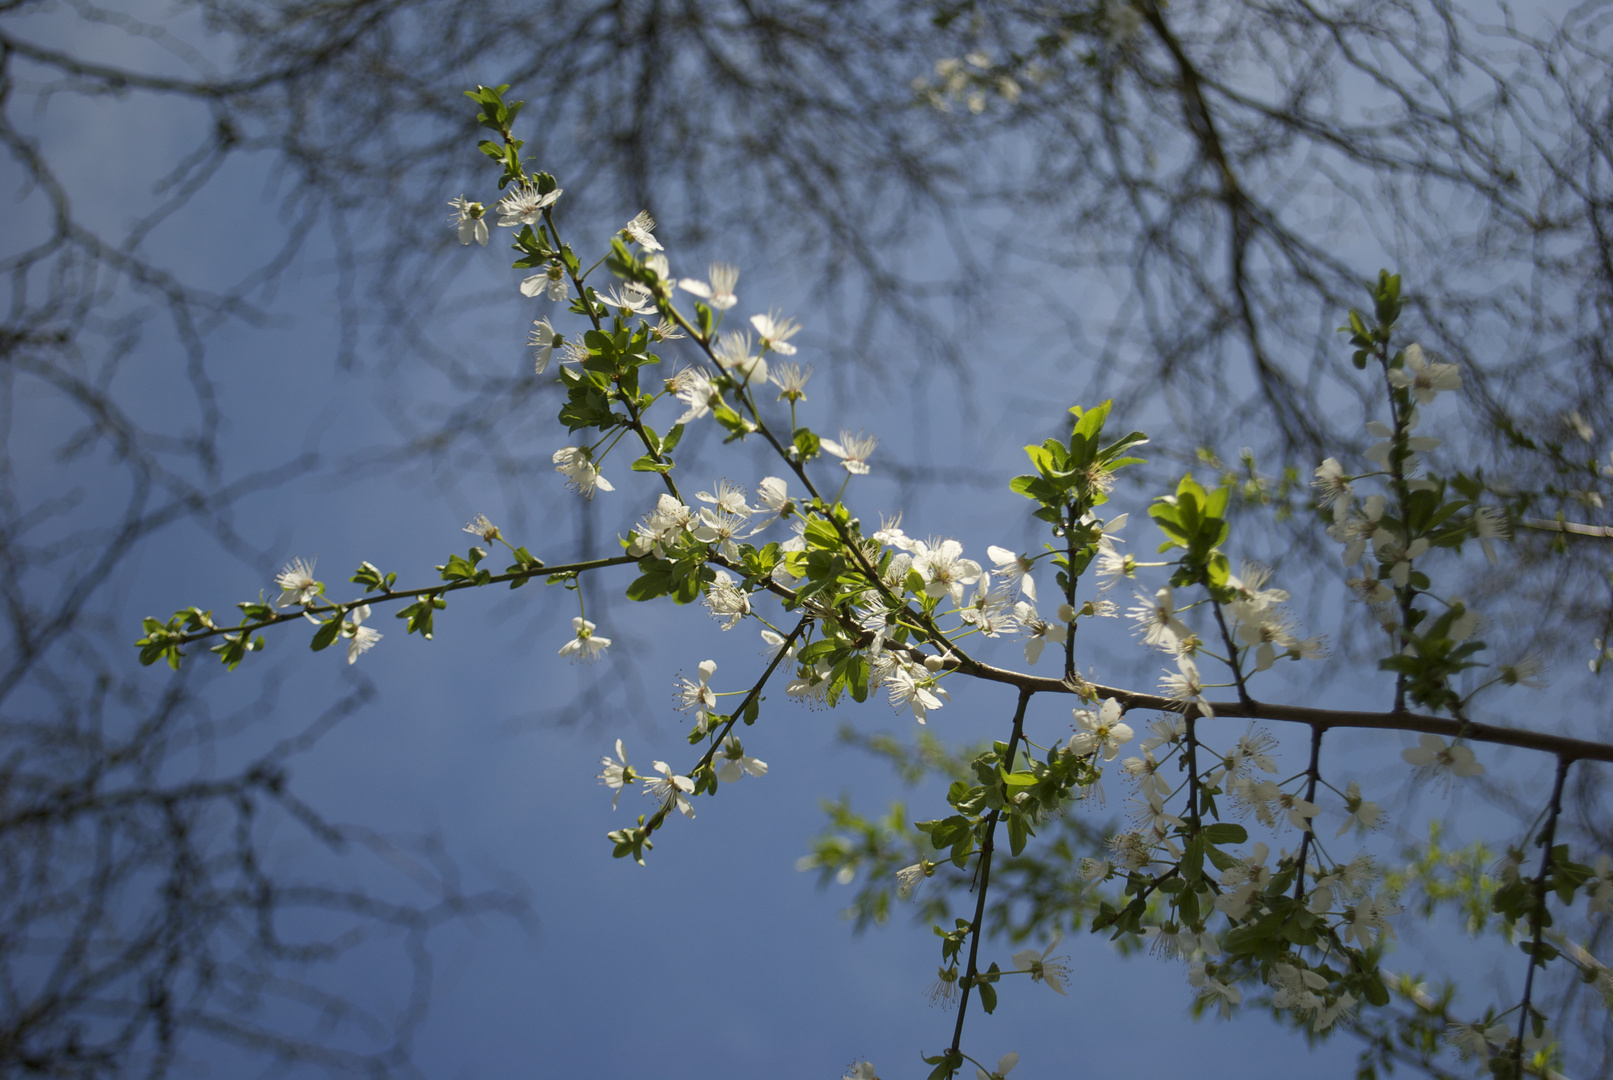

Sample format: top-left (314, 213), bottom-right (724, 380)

top-left (138, 86), bottom-right (1613, 1080)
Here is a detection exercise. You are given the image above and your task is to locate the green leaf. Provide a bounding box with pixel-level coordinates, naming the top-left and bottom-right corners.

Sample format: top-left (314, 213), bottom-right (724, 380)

top-left (1180, 833), bottom-right (1205, 883)
top-left (1007, 811), bottom-right (1030, 856)
top-left (309, 617), bottom-right (342, 652)
top-left (803, 519), bottom-right (840, 551)
top-left (608, 820), bottom-right (653, 865)
top-left (1070, 399), bottom-right (1113, 444)
top-left (396, 596), bottom-right (445, 639)
top-left (438, 552), bottom-right (491, 584)
top-left (626, 572), bottom-right (669, 601)
top-left (921, 815), bottom-right (972, 848)
top-left (350, 561), bottom-right (395, 593)
top-left (1202, 823), bottom-right (1248, 845)
top-left (1098, 430), bottom-right (1149, 465)
top-left (847, 655), bottom-right (869, 703)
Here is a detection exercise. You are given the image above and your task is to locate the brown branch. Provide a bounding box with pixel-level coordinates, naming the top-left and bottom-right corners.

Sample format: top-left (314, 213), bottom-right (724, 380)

top-left (1517, 517), bottom-right (1613, 540)
top-left (927, 654), bottom-right (1613, 764)
top-left (1513, 756), bottom-right (1572, 1075)
top-left (948, 686), bottom-right (1034, 1058)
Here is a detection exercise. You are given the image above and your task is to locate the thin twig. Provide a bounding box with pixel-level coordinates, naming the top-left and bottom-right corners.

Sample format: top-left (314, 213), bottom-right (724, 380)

top-left (948, 686), bottom-right (1035, 1057)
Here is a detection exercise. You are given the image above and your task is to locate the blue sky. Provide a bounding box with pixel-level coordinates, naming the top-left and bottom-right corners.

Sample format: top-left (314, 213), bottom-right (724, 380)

top-left (3, 4), bottom-right (1599, 1077)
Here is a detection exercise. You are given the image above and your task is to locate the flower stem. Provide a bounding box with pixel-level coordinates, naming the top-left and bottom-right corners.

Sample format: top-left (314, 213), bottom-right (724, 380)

top-left (948, 686), bottom-right (1034, 1058)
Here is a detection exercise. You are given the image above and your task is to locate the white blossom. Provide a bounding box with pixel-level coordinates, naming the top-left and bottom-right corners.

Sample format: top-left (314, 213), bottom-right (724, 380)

top-left (1387, 343), bottom-right (1461, 404)
top-left (342, 604), bottom-right (381, 664)
top-left (1364, 410), bottom-right (1441, 471)
top-left (958, 578), bottom-right (1016, 637)
top-left (1215, 843), bottom-right (1271, 919)
top-left (446, 195), bottom-right (487, 245)
top-left (1223, 728), bottom-right (1279, 779)
top-left (520, 264), bottom-right (568, 301)
top-left (1347, 569), bottom-right (1394, 604)
top-left (643, 760), bottom-right (695, 817)
top-left (1121, 751), bottom-right (1170, 798)
top-left (986, 545), bottom-right (1037, 601)
top-left (760, 627), bottom-right (797, 663)
top-left (627, 494), bottom-right (694, 558)
top-left (1328, 493), bottom-right (1386, 567)
top-left (1128, 586), bottom-right (1190, 651)
top-left (692, 507), bottom-right (748, 563)
top-left (1068, 699), bottom-right (1134, 760)
top-left (494, 184), bottom-right (561, 227)
top-left (679, 263), bottom-right (739, 309)
top-left (674, 659), bottom-right (719, 730)
top-left (749, 476), bottom-right (795, 530)
top-left (1011, 933), bottom-right (1070, 994)
top-left (1401, 733), bottom-right (1483, 780)
top-left (597, 739), bottom-right (637, 809)
top-left (274, 557), bottom-right (321, 608)
top-left (1472, 505), bottom-right (1510, 565)
top-left (1160, 654), bottom-right (1214, 717)
top-left (600, 282), bottom-right (657, 319)
top-left (976, 1052), bottom-right (1019, 1080)
top-left (558, 616), bottom-right (611, 663)
top-left (463, 513), bottom-right (501, 543)
top-left (528, 317), bottom-right (559, 373)
top-left (1107, 830), bottom-right (1154, 872)
top-left (769, 361), bottom-right (812, 402)
top-left (895, 860), bottom-right (934, 899)
top-left (716, 736), bottom-right (768, 782)
top-left (1447, 1020), bottom-right (1513, 1060)
top-left (671, 367), bottom-right (724, 425)
top-left (912, 538), bottom-right (983, 605)
top-left (696, 478), bottom-right (751, 517)
top-left (889, 662), bottom-right (948, 723)
top-left (621, 210), bottom-right (663, 251)
top-left (1092, 541), bottom-right (1133, 592)
top-left (703, 569), bottom-right (751, 630)
top-left (749, 309), bottom-right (801, 355)
top-left (712, 329), bottom-right (767, 383)
top-left (1014, 601), bottom-right (1067, 664)
top-left (1342, 890), bottom-right (1401, 947)
top-left (1140, 716), bottom-right (1186, 754)
top-left (1337, 780), bottom-right (1384, 836)
top-left (1312, 458), bottom-right (1353, 521)
top-left (820, 429), bottom-right (878, 475)
top-left (925, 965), bottom-right (960, 1008)
top-left (786, 660), bottom-right (833, 707)
top-left (1188, 962), bottom-right (1241, 1019)
top-left (873, 513), bottom-right (917, 552)
top-left (553, 445), bottom-right (615, 498)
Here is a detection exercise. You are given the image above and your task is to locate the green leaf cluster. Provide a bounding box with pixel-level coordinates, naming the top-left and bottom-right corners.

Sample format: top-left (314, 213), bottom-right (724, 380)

top-left (464, 84), bottom-right (526, 188)
top-left (1009, 400), bottom-right (1146, 521)
top-left (1150, 474), bottom-right (1233, 590)
top-left (438, 546), bottom-right (493, 586)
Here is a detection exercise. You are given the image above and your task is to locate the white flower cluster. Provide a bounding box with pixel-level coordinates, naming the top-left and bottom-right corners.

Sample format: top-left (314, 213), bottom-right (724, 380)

top-left (623, 478), bottom-right (799, 568)
top-left (1086, 708), bottom-right (1415, 1032)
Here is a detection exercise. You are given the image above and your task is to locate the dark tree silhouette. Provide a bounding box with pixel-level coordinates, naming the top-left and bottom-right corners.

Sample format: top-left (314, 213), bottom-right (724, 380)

top-left (3, 0), bottom-right (1612, 1074)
